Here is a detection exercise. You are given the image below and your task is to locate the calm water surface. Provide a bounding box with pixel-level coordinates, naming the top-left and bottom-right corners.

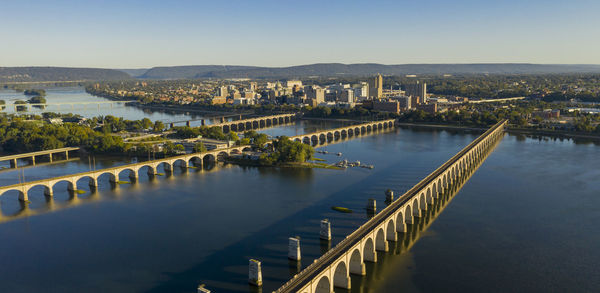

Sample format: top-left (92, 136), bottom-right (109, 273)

top-left (0, 124), bottom-right (598, 292)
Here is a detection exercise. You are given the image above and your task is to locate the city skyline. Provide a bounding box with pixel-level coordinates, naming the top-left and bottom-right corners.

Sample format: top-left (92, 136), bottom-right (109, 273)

top-left (1, 0), bottom-right (600, 68)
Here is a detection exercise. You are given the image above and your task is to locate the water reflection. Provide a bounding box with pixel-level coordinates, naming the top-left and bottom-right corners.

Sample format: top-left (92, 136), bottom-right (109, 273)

top-left (347, 137), bottom-right (502, 293)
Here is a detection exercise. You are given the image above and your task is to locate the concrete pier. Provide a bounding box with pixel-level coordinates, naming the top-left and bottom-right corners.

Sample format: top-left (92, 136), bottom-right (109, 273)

top-left (288, 237), bottom-right (301, 261)
top-left (367, 198), bottom-right (376, 213)
top-left (248, 259), bottom-right (263, 287)
top-left (385, 189), bottom-right (394, 202)
top-left (320, 219), bottom-right (331, 241)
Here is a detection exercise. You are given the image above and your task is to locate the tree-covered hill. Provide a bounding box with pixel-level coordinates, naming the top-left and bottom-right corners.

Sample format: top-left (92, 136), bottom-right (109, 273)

top-left (0, 67), bottom-right (132, 83)
top-left (138, 63), bottom-right (600, 79)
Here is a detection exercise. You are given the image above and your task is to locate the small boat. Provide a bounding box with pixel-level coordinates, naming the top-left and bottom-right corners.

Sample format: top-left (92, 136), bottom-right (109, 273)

top-left (331, 206), bottom-right (353, 213)
top-left (336, 152), bottom-right (342, 156)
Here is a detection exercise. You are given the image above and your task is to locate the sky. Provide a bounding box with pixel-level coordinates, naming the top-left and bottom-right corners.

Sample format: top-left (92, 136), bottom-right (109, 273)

top-left (0, 0), bottom-right (599, 68)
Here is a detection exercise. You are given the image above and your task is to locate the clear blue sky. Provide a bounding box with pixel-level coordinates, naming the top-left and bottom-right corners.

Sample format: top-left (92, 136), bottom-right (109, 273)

top-left (1, 0), bottom-right (599, 68)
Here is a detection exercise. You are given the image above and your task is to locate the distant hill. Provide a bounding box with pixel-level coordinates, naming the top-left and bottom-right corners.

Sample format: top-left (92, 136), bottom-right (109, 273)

top-left (114, 68), bottom-right (150, 78)
top-left (138, 63), bottom-right (600, 79)
top-left (0, 67), bottom-right (132, 83)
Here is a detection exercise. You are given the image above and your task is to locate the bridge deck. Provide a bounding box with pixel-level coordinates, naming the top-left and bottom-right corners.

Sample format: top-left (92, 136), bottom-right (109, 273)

top-left (0, 147), bottom-right (80, 161)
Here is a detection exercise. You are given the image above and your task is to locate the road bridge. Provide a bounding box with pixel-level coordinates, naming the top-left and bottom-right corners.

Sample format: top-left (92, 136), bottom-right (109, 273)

top-left (273, 120), bottom-right (507, 293)
top-left (0, 147), bottom-right (80, 168)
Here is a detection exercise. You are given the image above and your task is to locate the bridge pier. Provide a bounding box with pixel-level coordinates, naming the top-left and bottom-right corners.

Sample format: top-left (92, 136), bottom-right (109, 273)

top-left (366, 198), bottom-right (376, 213)
top-left (44, 186), bottom-right (53, 197)
top-left (288, 237), bottom-right (301, 261)
top-left (385, 189), bottom-right (394, 203)
top-left (320, 219), bottom-right (331, 241)
top-left (248, 259), bottom-right (263, 287)
top-left (19, 192), bottom-right (28, 202)
top-left (89, 177), bottom-right (98, 187)
top-left (334, 272), bottom-right (351, 290)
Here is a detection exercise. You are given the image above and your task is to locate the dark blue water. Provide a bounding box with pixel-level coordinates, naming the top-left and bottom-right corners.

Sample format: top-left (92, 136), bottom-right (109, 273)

top-left (0, 127), bottom-right (598, 293)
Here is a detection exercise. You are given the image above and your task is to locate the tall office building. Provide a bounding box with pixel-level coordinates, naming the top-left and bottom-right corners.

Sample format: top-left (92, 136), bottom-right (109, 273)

top-left (368, 74), bottom-right (383, 99)
top-left (405, 81), bottom-right (427, 104)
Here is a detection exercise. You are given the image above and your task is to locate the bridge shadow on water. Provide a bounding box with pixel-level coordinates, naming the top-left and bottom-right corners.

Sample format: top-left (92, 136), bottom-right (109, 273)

top-left (140, 136), bottom-right (502, 293)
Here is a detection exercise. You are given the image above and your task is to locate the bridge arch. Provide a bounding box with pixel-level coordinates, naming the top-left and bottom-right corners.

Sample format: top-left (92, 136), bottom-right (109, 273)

top-left (375, 228), bottom-right (387, 251)
top-left (420, 192), bottom-right (427, 210)
top-left (188, 156), bottom-right (202, 167)
top-left (0, 188), bottom-right (25, 201)
top-left (172, 158), bottom-right (187, 169)
top-left (386, 219), bottom-right (396, 241)
top-left (26, 183), bottom-right (52, 198)
top-left (75, 175), bottom-right (97, 188)
top-left (216, 151), bottom-right (229, 161)
top-left (426, 187), bottom-right (433, 203)
top-left (412, 198), bottom-right (421, 217)
top-left (203, 154), bottom-right (216, 164)
top-left (349, 248), bottom-right (364, 275)
top-left (51, 179), bottom-right (76, 191)
top-left (395, 211), bottom-right (406, 232)
top-left (333, 261), bottom-right (350, 289)
top-left (118, 168), bottom-right (137, 179)
top-left (362, 237), bottom-right (376, 262)
top-left (405, 205), bottom-right (413, 223)
top-left (314, 276), bottom-right (331, 293)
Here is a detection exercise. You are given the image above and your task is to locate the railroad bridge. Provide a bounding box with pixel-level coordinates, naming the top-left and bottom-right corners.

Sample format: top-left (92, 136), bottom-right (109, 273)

top-left (274, 119), bottom-right (507, 293)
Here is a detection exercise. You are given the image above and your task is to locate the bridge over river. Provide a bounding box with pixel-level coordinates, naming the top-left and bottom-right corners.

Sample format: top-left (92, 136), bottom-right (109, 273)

top-left (272, 120), bottom-right (507, 293)
top-left (0, 119), bottom-right (396, 203)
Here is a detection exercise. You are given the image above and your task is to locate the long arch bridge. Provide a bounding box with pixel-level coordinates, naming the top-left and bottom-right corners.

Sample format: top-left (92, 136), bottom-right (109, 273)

top-left (168, 113), bottom-right (296, 132)
top-left (0, 119), bottom-right (393, 202)
top-left (0, 145), bottom-right (253, 202)
top-left (273, 119), bottom-right (507, 293)
top-left (289, 119), bottom-right (395, 144)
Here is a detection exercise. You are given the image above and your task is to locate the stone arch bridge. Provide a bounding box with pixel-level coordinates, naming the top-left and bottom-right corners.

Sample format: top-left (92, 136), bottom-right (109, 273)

top-left (289, 119), bottom-right (396, 144)
top-left (211, 114), bottom-right (295, 133)
top-left (0, 145), bottom-right (253, 202)
top-left (274, 119), bottom-right (507, 293)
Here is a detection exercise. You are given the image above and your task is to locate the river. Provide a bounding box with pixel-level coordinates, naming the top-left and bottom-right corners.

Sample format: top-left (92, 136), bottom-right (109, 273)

top-left (0, 88), bottom-right (598, 293)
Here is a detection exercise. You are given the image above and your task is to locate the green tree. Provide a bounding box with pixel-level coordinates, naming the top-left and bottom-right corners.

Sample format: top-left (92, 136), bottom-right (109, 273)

top-left (193, 142), bottom-right (207, 152)
top-left (153, 120), bottom-right (165, 132)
